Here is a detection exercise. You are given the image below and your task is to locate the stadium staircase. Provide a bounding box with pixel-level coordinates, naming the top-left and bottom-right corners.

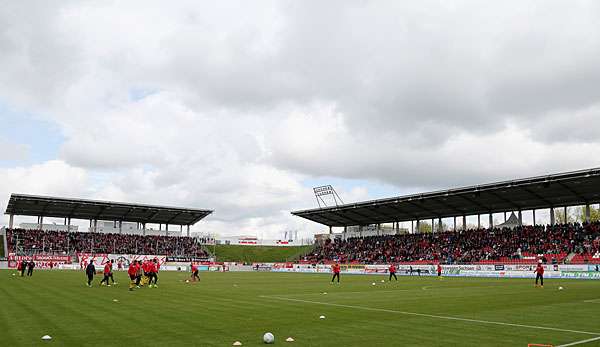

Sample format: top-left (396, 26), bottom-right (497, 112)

top-left (565, 252), bottom-right (577, 264)
top-left (201, 244), bottom-right (216, 260)
top-left (0, 228), bottom-right (6, 257)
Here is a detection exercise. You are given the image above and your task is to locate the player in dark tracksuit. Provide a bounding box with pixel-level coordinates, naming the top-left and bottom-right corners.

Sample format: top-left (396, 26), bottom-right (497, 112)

top-left (20, 260), bottom-right (27, 277)
top-left (86, 261), bottom-right (96, 287)
top-left (27, 261), bottom-right (35, 276)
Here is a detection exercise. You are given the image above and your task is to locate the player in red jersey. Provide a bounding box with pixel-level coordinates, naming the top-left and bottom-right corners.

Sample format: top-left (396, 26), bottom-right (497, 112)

top-left (388, 263), bottom-right (398, 281)
top-left (331, 263), bottom-right (341, 283)
top-left (135, 260), bottom-right (143, 288)
top-left (128, 261), bottom-right (138, 291)
top-left (100, 261), bottom-right (112, 286)
top-left (190, 263), bottom-right (200, 282)
top-left (437, 264), bottom-right (442, 278)
top-left (108, 259), bottom-right (117, 285)
top-left (147, 259), bottom-right (158, 288)
top-left (534, 260), bottom-right (544, 288)
top-left (140, 260), bottom-right (151, 287)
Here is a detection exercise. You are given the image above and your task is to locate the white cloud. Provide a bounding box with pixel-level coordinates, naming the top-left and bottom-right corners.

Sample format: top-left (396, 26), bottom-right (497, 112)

top-left (0, 160), bottom-right (88, 216)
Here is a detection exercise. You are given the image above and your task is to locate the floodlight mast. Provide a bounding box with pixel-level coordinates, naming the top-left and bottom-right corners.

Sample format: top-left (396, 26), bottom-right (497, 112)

top-left (313, 185), bottom-right (344, 208)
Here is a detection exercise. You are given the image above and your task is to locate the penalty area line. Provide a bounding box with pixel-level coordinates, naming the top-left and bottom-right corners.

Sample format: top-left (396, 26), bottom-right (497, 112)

top-left (260, 295), bottom-right (600, 337)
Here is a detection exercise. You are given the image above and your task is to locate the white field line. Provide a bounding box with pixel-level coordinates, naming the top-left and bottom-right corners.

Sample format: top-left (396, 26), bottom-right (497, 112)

top-left (280, 284), bottom-right (518, 297)
top-left (582, 299), bottom-right (600, 304)
top-left (260, 295), bottom-right (600, 336)
top-left (284, 289), bottom-right (415, 297)
top-left (556, 336), bottom-right (600, 347)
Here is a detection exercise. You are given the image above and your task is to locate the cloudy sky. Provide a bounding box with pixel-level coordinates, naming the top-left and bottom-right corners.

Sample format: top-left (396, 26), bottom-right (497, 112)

top-left (1, 1), bottom-right (600, 237)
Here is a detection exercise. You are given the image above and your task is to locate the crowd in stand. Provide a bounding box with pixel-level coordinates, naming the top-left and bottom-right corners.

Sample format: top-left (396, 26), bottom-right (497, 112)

top-left (6, 228), bottom-right (209, 257)
top-left (308, 222), bottom-right (600, 264)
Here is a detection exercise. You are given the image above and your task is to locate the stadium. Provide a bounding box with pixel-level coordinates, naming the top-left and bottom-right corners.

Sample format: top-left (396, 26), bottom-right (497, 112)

top-left (3, 2), bottom-right (600, 347)
top-left (1, 168), bottom-right (600, 346)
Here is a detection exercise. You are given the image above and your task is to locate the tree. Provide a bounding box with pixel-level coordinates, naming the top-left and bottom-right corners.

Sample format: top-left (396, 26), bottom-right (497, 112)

top-left (554, 206), bottom-right (600, 223)
top-left (553, 207), bottom-right (576, 224)
top-left (575, 205), bottom-right (600, 222)
top-left (417, 222), bottom-right (432, 233)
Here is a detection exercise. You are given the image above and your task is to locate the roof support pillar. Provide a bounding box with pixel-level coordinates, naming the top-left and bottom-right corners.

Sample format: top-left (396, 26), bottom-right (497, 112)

top-left (504, 212), bottom-right (507, 222)
top-left (489, 213), bottom-right (493, 228)
top-left (518, 210), bottom-right (523, 226)
top-left (416, 219), bottom-right (420, 233)
top-left (9, 214), bottom-right (14, 229)
top-left (142, 223), bottom-right (146, 236)
top-left (67, 217), bottom-right (71, 231)
top-left (564, 206), bottom-right (568, 223)
top-left (93, 219), bottom-right (97, 233)
top-left (165, 223), bottom-right (169, 237)
top-left (329, 226), bottom-right (332, 234)
top-left (438, 217), bottom-right (443, 232)
top-left (462, 215), bottom-right (467, 231)
top-left (159, 224), bottom-right (162, 231)
top-left (586, 204), bottom-right (591, 223)
top-left (532, 209), bottom-right (536, 226)
top-left (411, 220), bottom-right (414, 234)
top-left (453, 216), bottom-right (456, 232)
top-left (118, 221), bottom-right (122, 234)
top-left (39, 216), bottom-right (44, 230)
top-left (477, 214), bottom-right (481, 229)
top-left (186, 225), bottom-right (190, 237)
top-left (550, 208), bottom-right (555, 225)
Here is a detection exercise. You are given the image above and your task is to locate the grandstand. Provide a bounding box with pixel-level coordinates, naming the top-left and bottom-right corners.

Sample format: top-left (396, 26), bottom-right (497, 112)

top-left (305, 222), bottom-right (600, 265)
top-left (3, 194), bottom-right (213, 259)
top-left (293, 168), bottom-right (600, 265)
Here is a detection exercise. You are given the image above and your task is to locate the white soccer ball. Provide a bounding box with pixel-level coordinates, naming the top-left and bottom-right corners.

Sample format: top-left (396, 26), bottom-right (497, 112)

top-left (319, 315), bottom-right (326, 319)
top-left (185, 280), bottom-right (190, 283)
top-left (263, 332), bottom-right (275, 344)
top-left (558, 286), bottom-right (564, 290)
top-left (372, 282), bottom-right (376, 286)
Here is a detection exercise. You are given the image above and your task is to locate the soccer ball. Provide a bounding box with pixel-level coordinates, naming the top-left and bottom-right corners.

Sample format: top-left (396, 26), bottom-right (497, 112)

top-left (558, 286), bottom-right (564, 290)
top-left (263, 332), bottom-right (275, 344)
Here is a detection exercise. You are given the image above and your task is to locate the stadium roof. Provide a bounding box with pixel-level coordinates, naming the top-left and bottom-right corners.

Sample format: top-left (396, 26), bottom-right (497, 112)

top-left (292, 168), bottom-right (600, 227)
top-left (5, 194), bottom-right (213, 226)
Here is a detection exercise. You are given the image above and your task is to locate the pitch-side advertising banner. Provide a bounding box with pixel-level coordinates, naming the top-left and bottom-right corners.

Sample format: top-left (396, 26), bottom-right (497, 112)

top-left (8, 254), bottom-right (71, 269)
top-left (268, 262), bottom-right (600, 279)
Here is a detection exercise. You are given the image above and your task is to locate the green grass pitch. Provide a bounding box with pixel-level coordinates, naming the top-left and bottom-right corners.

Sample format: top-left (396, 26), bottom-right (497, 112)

top-left (1, 270), bottom-right (600, 346)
